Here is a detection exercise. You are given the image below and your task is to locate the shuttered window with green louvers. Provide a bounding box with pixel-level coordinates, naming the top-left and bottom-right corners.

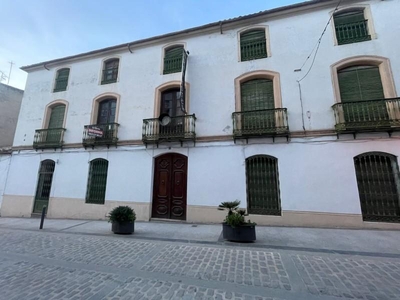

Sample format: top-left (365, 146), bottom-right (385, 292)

top-left (338, 66), bottom-right (388, 124)
top-left (241, 79), bottom-right (275, 130)
top-left (86, 159), bottom-right (109, 205)
top-left (240, 29), bottom-right (267, 61)
top-left (334, 10), bottom-right (371, 45)
top-left (53, 68), bottom-right (70, 92)
top-left (163, 46), bottom-right (184, 74)
top-left (46, 105), bottom-right (66, 143)
top-left (246, 156), bottom-right (281, 215)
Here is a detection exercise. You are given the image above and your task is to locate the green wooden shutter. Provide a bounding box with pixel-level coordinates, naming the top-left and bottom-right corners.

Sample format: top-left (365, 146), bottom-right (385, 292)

top-left (241, 79), bottom-right (274, 111)
top-left (246, 156), bottom-right (281, 215)
top-left (241, 79), bottom-right (275, 131)
top-left (54, 68), bottom-right (69, 92)
top-left (338, 66), bottom-right (387, 124)
top-left (48, 105), bottom-right (66, 128)
top-left (240, 29), bottom-right (267, 61)
top-left (86, 159), bottom-right (108, 204)
top-left (46, 105), bottom-right (66, 143)
top-left (163, 46), bottom-right (183, 74)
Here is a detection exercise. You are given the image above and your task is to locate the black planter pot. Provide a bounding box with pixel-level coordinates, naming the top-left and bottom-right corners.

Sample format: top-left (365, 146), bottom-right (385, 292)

top-left (111, 222), bottom-right (135, 234)
top-left (222, 223), bottom-right (256, 242)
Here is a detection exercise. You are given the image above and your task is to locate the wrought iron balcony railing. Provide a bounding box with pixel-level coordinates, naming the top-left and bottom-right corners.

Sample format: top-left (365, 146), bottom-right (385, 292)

top-left (101, 68), bottom-right (118, 84)
top-left (82, 123), bottom-right (119, 147)
top-left (232, 108), bottom-right (289, 140)
top-left (335, 20), bottom-right (371, 45)
top-left (332, 98), bottom-right (400, 134)
top-left (53, 78), bottom-right (68, 92)
top-left (163, 56), bottom-right (182, 74)
top-left (142, 114), bottom-right (196, 145)
top-left (240, 38), bottom-right (267, 61)
top-left (33, 128), bottom-right (66, 149)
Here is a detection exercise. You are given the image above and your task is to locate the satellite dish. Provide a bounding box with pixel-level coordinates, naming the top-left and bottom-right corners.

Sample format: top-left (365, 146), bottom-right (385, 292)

top-left (159, 113), bottom-right (171, 126)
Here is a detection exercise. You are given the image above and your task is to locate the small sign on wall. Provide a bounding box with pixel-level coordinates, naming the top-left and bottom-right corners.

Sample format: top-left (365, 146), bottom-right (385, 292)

top-left (87, 126), bottom-right (103, 137)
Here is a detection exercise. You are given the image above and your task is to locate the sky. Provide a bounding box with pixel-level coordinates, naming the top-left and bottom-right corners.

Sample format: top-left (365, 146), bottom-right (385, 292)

top-left (0, 0), bottom-right (304, 90)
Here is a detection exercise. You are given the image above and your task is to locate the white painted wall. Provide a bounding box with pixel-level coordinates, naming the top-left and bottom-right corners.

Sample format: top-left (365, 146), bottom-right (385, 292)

top-left (5, 137), bottom-right (400, 215)
top-left (0, 154), bottom-right (11, 209)
top-left (13, 0), bottom-right (400, 147)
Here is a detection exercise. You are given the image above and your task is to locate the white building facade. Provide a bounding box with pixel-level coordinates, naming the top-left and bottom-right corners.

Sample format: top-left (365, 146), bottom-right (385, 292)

top-left (2, 0), bottom-right (400, 229)
top-left (0, 83), bottom-right (23, 211)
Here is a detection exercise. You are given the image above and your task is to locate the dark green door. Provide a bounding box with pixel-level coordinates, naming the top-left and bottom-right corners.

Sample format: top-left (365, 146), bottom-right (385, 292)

top-left (33, 160), bottom-right (55, 213)
top-left (46, 105), bottom-right (65, 143)
top-left (338, 66), bottom-right (388, 128)
top-left (241, 79), bottom-right (275, 134)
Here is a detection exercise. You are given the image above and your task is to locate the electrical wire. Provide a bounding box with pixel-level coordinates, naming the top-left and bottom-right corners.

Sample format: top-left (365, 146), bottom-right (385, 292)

top-left (297, 0), bottom-right (343, 82)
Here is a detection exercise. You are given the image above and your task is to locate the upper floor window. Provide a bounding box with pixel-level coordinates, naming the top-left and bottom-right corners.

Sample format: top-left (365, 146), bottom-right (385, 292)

top-left (101, 59), bottom-right (119, 84)
top-left (334, 9), bottom-right (371, 45)
top-left (240, 29), bottom-right (268, 62)
top-left (163, 46), bottom-right (184, 74)
top-left (53, 68), bottom-right (70, 92)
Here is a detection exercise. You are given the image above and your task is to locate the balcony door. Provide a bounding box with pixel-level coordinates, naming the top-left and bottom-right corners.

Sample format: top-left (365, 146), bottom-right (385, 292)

top-left (46, 105), bottom-right (65, 142)
top-left (241, 79), bottom-right (275, 133)
top-left (96, 99), bottom-right (116, 141)
top-left (338, 66), bottom-right (388, 126)
top-left (160, 89), bottom-right (184, 136)
top-left (152, 153), bottom-right (187, 220)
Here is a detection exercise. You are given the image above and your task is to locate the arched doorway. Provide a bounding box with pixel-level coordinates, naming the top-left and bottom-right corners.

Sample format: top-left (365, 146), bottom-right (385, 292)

top-left (354, 152), bottom-right (400, 222)
top-left (152, 153), bottom-right (188, 220)
top-left (33, 160), bottom-right (56, 213)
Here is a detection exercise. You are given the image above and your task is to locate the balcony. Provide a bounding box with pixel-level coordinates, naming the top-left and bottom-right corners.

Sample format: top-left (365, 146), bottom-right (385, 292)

top-left (142, 114), bottom-right (196, 146)
top-left (33, 128), bottom-right (66, 149)
top-left (232, 108), bottom-right (289, 142)
top-left (240, 38), bottom-right (267, 61)
top-left (335, 20), bottom-right (371, 45)
top-left (82, 123), bottom-right (119, 148)
top-left (332, 98), bottom-right (400, 136)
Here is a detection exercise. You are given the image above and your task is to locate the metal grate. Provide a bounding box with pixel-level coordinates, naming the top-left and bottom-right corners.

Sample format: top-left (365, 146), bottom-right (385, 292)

top-left (354, 153), bottom-right (400, 223)
top-left (82, 123), bottom-right (119, 147)
top-left (240, 29), bottom-right (267, 61)
top-left (86, 159), bottom-right (109, 205)
top-left (142, 115), bottom-right (196, 145)
top-left (332, 98), bottom-right (400, 133)
top-left (33, 160), bottom-right (55, 213)
top-left (246, 156), bottom-right (281, 215)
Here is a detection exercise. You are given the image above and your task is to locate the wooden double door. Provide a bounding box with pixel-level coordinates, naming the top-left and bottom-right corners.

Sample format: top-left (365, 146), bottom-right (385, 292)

top-left (152, 153), bottom-right (187, 220)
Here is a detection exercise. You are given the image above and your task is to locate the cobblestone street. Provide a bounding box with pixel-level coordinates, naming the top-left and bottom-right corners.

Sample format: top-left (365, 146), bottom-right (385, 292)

top-left (0, 225), bottom-right (400, 300)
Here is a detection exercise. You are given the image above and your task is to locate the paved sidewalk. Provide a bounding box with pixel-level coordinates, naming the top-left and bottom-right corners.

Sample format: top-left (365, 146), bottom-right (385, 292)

top-left (0, 217), bottom-right (400, 255)
top-left (0, 217), bottom-right (400, 299)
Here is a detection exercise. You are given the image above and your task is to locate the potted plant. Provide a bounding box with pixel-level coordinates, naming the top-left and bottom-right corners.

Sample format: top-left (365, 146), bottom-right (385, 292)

top-left (218, 200), bottom-right (256, 242)
top-left (108, 206), bottom-right (136, 234)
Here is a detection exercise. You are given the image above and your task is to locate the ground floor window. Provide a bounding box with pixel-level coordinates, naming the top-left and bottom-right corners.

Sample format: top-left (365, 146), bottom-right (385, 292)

top-left (86, 159), bottom-right (109, 204)
top-left (354, 152), bottom-right (400, 223)
top-left (33, 160), bottom-right (55, 213)
top-left (245, 155), bottom-right (281, 215)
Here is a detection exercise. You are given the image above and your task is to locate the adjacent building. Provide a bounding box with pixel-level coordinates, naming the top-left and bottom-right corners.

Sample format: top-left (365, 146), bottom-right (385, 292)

top-left (2, 0), bottom-right (400, 229)
top-left (0, 83), bottom-right (23, 211)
